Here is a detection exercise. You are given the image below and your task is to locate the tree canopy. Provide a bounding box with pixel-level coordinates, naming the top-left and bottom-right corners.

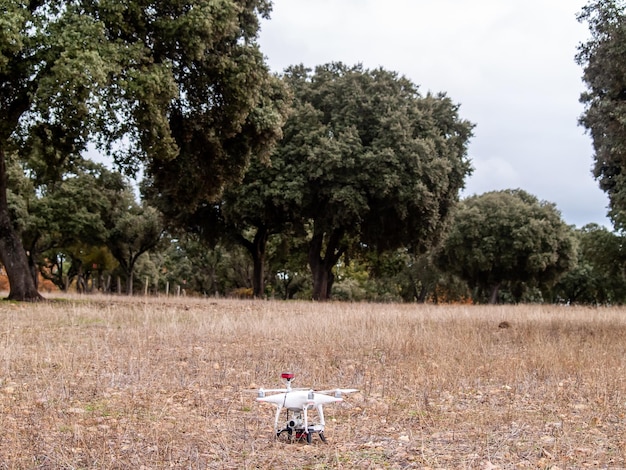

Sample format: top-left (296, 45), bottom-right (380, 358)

top-left (117, 0), bottom-right (290, 223)
top-left (577, 0), bottom-right (626, 228)
top-left (439, 189), bottom-right (577, 303)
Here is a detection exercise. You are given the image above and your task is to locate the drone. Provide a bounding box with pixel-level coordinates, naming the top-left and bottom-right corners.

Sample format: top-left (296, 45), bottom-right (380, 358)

top-left (251, 372), bottom-right (358, 443)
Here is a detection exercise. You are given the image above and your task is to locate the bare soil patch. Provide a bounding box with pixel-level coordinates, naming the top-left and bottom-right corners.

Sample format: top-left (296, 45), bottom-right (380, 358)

top-left (1, 296), bottom-right (625, 468)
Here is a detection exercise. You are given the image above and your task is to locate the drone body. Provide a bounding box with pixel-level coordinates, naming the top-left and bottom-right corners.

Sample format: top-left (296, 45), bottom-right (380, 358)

top-left (253, 373), bottom-right (357, 443)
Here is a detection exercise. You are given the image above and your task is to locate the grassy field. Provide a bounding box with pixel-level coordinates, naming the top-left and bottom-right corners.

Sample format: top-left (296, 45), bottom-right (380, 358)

top-left (1, 296), bottom-right (625, 469)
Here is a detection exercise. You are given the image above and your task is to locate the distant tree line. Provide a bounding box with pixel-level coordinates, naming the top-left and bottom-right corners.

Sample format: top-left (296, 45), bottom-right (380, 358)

top-left (7, 135), bottom-right (626, 304)
top-left (1, 0), bottom-right (625, 304)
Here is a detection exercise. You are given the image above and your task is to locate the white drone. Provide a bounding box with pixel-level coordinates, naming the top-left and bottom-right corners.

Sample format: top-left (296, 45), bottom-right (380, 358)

top-left (251, 372), bottom-right (358, 443)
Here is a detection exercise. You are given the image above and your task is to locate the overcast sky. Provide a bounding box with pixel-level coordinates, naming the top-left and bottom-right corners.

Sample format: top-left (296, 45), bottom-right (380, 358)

top-left (258, 0), bottom-right (610, 229)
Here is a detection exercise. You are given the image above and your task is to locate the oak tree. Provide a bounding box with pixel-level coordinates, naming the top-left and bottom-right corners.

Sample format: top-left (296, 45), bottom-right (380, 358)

top-left (12, 158), bottom-right (125, 290)
top-left (577, 0), bottom-right (626, 228)
top-left (219, 151), bottom-right (303, 298)
top-left (104, 193), bottom-right (164, 295)
top-left (274, 63), bottom-right (474, 300)
top-left (439, 190), bottom-right (577, 304)
top-left (555, 223), bottom-right (626, 304)
top-left (0, 1), bottom-right (118, 299)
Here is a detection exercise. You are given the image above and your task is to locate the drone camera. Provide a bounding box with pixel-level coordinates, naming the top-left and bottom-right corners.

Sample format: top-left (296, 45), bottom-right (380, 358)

top-left (288, 416), bottom-right (303, 429)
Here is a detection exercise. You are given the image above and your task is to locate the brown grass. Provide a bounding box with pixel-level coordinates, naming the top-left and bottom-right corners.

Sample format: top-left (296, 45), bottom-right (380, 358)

top-left (1, 296), bottom-right (625, 469)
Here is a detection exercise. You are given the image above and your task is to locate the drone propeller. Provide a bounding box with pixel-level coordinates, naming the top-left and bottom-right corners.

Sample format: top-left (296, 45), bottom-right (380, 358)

top-left (243, 372), bottom-right (310, 397)
top-left (317, 388), bottom-right (359, 398)
top-left (243, 374), bottom-right (357, 399)
top-left (251, 387), bottom-right (310, 393)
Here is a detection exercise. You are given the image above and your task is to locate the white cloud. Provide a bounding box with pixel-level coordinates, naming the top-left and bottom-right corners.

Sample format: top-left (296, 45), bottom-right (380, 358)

top-left (463, 158), bottom-right (521, 195)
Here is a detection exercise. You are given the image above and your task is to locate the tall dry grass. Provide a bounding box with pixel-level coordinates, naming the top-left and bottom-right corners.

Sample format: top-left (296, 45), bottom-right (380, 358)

top-left (0, 296), bottom-right (625, 468)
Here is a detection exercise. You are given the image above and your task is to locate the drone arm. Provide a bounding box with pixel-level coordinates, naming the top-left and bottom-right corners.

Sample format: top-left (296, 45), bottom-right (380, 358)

top-left (303, 406), bottom-right (308, 433)
top-left (273, 404), bottom-right (282, 434)
top-left (317, 404), bottom-right (326, 429)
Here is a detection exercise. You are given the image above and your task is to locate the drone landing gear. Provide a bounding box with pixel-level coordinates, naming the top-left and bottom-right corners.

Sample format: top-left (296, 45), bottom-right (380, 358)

top-left (276, 410), bottom-right (326, 444)
top-left (276, 428), bottom-right (326, 444)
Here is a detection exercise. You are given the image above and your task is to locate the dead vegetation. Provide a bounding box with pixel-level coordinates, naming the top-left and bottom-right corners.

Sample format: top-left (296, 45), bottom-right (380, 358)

top-left (1, 296), bottom-right (625, 469)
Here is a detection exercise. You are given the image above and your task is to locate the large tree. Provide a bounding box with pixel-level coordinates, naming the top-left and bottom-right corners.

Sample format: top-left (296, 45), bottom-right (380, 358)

top-left (555, 223), bottom-right (626, 304)
top-left (273, 63), bottom-right (473, 300)
top-left (1, 0), bottom-right (285, 300)
top-left (9, 157), bottom-right (126, 290)
top-left (439, 190), bottom-right (577, 304)
top-left (104, 193), bottom-right (164, 295)
top-left (217, 153), bottom-right (302, 298)
top-left (0, 2), bottom-right (118, 300)
top-left (84, 0), bottom-right (289, 279)
top-left (577, 0), bottom-right (626, 228)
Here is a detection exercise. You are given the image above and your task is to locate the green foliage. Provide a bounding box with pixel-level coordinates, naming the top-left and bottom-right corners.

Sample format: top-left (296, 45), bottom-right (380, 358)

top-left (440, 190), bottom-right (577, 303)
top-left (104, 192), bottom-right (164, 294)
top-left (329, 249), bottom-right (470, 304)
top-left (129, 0), bottom-right (291, 292)
top-left (26, 161), bottom-right (121, 249)
top-left (554, 223), bottom-right (626, 304)
top-left (45, 243), bottom-right (119, 293)
top-left (265, 232), bottom-right (310, 300)
top-left (0, 0), bottom-right (282, 300)
top-left (5, 151), bottom-right (165, 293)
top-left (0, 1), bottom-right (124, 299)
top-left (218, 63), bottom-right (473, 300)
top-left (2, 2), bottom-right (117, 146)
top-left (218, 151), bottom-right (301, 297)
top-left (285, 64), bottom-right (473, 250)
top-left (5, 155), bottom-right (125, 290)
top-left (577, 0), bottom-right (626, 228)
top-left (108, 0), bottom-right (292, 218)
top-left (269, 63), bottom-right (474, 299)
top-left (160, 235), bottom-right (254, 296)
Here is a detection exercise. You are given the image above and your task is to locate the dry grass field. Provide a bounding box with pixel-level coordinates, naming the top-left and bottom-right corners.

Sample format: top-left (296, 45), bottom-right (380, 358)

top-left (1, 296), bottom-right (625, 469)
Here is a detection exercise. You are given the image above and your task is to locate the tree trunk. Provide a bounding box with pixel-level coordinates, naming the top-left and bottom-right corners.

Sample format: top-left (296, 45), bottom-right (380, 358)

top-left (127, 271), bottom-right (134, 296)
top-left (0, 147), bottom-right (42, 301)
top-left (310, 258), bottom-right (331, 301)
top-left (27, 249), bottom-right (39, 290)
top-left (308, 228), bottom-right (345, 301)
top-left (488, 282), bottom-right (501, 304)
top-left (418, 284), bottom-right (429, 303)
top-left (250, 227), bottom-right (268, 298)
top-left (252, 254), bottom-right (264, 298)
top-left (236, 226), bottom-right (269, 298)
